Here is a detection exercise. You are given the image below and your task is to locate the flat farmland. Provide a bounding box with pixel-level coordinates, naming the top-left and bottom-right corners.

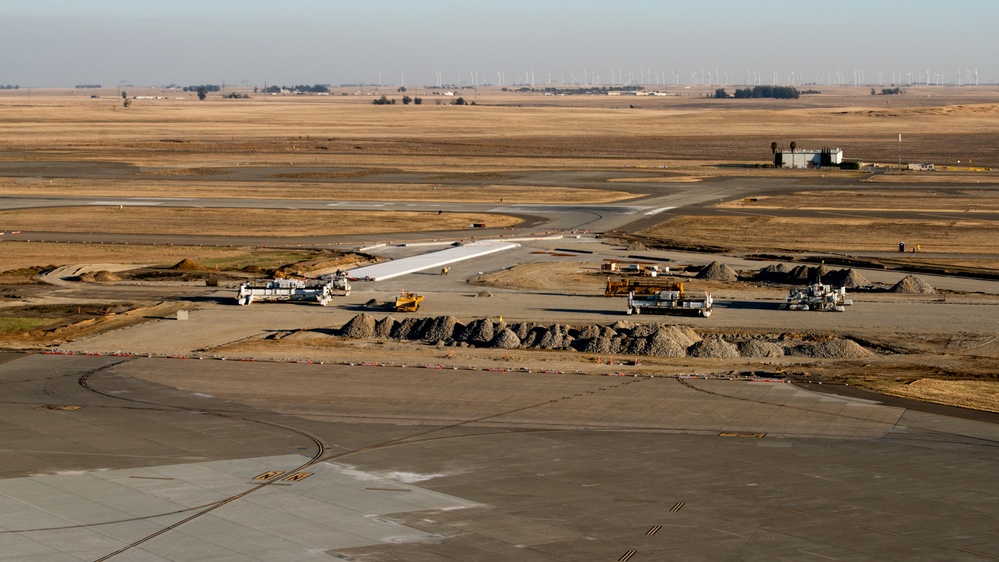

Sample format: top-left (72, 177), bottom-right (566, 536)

top-left (2, 85), bottom-right (999, 171)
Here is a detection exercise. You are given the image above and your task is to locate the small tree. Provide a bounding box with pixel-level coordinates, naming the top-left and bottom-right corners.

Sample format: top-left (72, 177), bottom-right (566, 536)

top-left (402, 95), bottom-right (412, 105)
top-left (789, 141), bottom-right (797, 153)
top-left (397, 86), bottom-right (407, 93)
top-left (197, 87), bottom-right (207, 100)
top-left (413, 97), bottom-right (422, 105)
top-left (453, 97), bottom-right (466, 105)
top-left (120, 91), bottom-right (127, 99)
top-left (714, 88), bottom-right (728, 98)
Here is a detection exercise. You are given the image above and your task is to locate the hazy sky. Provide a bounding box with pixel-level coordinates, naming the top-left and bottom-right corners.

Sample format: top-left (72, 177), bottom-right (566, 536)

top-left (3, 0), bottom-right (996, 88)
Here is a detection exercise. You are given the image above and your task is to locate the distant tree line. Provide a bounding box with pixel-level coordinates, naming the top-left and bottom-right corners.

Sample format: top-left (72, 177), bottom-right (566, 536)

top-left (0, 84), bottom-right (19, 90)
top-left (183, 84), bottom-right (221, 93)
top-left (75, 84), bottom-right (101, 89)
top-left (263, 84), bottom-right (330, 94)
top-left (872, 87), bottom-right (904, 95)
top-left (733, 85), bottom-right (800, 99)
top-left (372, 94), bottom-right (423, 105)
top-left (223, 92), bottom-right (251, 99)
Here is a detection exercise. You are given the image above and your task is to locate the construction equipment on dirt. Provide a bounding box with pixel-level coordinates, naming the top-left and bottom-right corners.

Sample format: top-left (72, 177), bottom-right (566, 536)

top-left (784, 283), bottom-right (852, 312)
top-left (601, 260), bottom-right (667, 276)
top-left (394, 291), bottom-right (424, 312)
top-left (605, 277), bottom-right (684, 297)
top-left (235, 271), bottom-right (351, 306)
top-left (626, 288), bottom-right (713, 317)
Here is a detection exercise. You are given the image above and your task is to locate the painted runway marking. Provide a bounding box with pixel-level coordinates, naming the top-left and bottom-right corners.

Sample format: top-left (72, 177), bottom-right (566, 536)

top-left (644, 206), bottom-right (676, 215)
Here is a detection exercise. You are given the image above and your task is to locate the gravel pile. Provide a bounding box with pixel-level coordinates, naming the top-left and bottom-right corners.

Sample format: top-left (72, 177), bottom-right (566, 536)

top-left (831, 268), bottom-right (869, 287)
top-left (785, 338), bottom-right (874, 359)
top-left (738, 340), bottom-right (785, 358)
top-left (759, 264), bottom-right (868, 288)
top-left (333, 315), bottom-right (877, 360)
top-left (889, 275), bottom-right (935, 294)
top-left (340, 313), bottom-right (376, 338)
top-left (696, 261), bottom-right (738, 281)
top-left (689, 336), bottom-right (740, 358)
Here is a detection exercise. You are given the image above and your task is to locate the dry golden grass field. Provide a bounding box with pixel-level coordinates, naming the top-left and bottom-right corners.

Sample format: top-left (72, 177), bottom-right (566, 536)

top-left (2, 85), bottom-right (999, 170)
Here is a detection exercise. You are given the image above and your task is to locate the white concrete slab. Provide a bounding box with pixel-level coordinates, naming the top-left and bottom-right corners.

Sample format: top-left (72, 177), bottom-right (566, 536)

top-left (0, 455), bottom-right (479, 562)
top-left (347, 240), bottom-right (519, 281)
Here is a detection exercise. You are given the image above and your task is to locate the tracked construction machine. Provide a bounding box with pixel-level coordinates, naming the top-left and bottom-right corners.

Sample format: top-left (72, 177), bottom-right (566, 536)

top-left (784, 283), bottom-right (852, 312)
top-left (394, 291), bottom-right (424, 312)
top-left (626, 284), bottom-right (713, 317)
top-left (235, 271), bottom-right (351, 306)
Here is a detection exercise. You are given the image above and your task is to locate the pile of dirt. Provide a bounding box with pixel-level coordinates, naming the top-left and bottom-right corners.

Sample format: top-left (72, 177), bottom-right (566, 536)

top-left (75, 270), bottom-right (121, 283)
top-left (332, 315), bottom-right (878, 361)
top-left (93, 270), bottom-right (121, 282)
top-left (696, 261), bottom-right (738, 281)
top-left (340, 313), bottom-right (376, 339)
top-left (738, 339), bottom-right (785, 358)
top-left (785, 338), bottom-right (875, 359)
top-left (171, 258), bottom-right (205, 271)
top-left (758, 265), bottom-right (869, 287)
top-left (757, 263), bottom-right (790, 282)
top-left (829, 268), bottom-right (869, 288)
top-left (889, 275), bottom-right (935, 294)
top-left (475, 291), bottom-right (494, 298)
top-left (689, 336), bottom-right (740, 358)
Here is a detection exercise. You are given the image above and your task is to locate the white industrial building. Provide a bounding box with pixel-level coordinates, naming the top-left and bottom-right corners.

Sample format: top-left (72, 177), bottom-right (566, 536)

top-left (779, 148), bottom-right (843, 169)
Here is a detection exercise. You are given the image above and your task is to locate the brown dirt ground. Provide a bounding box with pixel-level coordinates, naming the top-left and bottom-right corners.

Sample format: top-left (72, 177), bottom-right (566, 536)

top-left (0, 207), bottom-right (520, 237)
top-left (1, 177), bottom-right (636, 203)
top-left (639, 215), bottom-right (999, 256)
top-left (720, 189), bottom-right (999, 212)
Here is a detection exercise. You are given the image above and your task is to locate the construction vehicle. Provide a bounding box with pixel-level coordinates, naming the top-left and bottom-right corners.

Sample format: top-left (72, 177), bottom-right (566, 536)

top-left (784, 283), bottom-right (852, 312)
top-left (605, 277), bottom-right (684, 297)
top-left (394, 291), bottom-right (424, 312)
top-left (626, 289), bottom-right (713, 317)
top-left (235, 271), bottom-right (351, 306)
top-left (601, 260), bottom-right (667, 276)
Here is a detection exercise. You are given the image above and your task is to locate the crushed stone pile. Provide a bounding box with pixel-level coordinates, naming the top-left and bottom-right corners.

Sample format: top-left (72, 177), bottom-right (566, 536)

top-left (738, 340), bottom-right (785, 358)
top-left (889, 275), bottom-right (935, 294)
top-left (757, 263), bottom-right (790, 282)
top-left (785, 338), bottom-right (874, 359)
top-left (689, 336), bottom-right (740, 358)
top-left (696, 261), bottom-right (738, 281)
top-left (331, 315), bottom-right (877, 360)
top-left (759, 264), bottom-right (869, 288)
top-left (830, 268), bottom-right (869, 287)
top-left (491, 329), bottom-right (522, 349)
top-left (340, 313), bottom-right (376, 339)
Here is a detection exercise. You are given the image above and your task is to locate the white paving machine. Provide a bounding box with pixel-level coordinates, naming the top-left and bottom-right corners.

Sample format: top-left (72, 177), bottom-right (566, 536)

top-left (626, 286), bottom-right (713, 317)
top-left (236, 271), bottom-right (351, 306)
top-left (784, 283), bottom-right (852, 312)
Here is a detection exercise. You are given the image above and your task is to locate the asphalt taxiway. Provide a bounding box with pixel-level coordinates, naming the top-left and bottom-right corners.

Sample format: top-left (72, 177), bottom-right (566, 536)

top-left (2, 353), bottom-right (997, 561)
